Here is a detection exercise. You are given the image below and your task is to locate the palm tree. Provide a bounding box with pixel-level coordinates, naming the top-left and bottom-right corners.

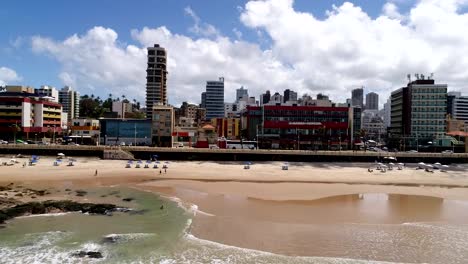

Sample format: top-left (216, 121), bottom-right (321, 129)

top-left (91, 94), bottom-right (95, 99)
top-left (108, 93), bottom-right (112, 99)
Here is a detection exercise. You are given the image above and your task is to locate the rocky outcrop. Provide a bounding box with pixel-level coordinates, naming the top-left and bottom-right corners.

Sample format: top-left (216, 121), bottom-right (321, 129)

top-left (71, 251), bottom-right (103, 258)
top-left (0, 200), bottom-right (118, 224)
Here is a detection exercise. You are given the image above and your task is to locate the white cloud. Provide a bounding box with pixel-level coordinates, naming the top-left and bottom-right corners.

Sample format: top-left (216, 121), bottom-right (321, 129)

top-left (0, 67), bottom-right (21, 86)
top-left (184, 6), bottom-right (220, 38)
top-left (32, 26), bottom-right (146, 97)
top-left (30, 0), bottom-right (468, 107)
top-left (240, 0), bottom-right (468, 105)
top-left (382, 2), bottom-right (404, 20)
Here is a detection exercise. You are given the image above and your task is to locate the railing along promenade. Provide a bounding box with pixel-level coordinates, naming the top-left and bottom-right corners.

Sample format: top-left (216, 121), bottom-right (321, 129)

top-left (0, 144), bottom-right (466, 163)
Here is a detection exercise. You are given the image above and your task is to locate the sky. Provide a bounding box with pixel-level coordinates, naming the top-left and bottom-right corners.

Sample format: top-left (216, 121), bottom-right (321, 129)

top-left (1, 0), bottom-right (468, 108)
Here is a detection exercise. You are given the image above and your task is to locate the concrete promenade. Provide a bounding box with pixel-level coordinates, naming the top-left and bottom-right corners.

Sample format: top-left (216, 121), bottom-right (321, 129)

top-left (0, 144), bottom-right (467, 163)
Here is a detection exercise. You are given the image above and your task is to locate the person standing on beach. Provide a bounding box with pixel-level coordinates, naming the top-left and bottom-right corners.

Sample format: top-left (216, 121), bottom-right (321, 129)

top-left (164, 168), bottom-right (167, 174)
top-left (95, 169), bottom-right (98, 176)
top-left (159, 170), bottom-right (162, 174)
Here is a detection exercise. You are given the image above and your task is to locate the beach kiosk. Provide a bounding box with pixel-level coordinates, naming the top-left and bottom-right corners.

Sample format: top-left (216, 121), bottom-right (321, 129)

top-left (282, 162), bottom-right (289, 170)
top-left (244, 161), bottom-right (252, 170)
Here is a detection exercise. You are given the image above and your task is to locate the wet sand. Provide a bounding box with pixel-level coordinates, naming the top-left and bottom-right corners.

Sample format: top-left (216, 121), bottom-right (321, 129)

top-left (2, 157), bottom-right (468, 263)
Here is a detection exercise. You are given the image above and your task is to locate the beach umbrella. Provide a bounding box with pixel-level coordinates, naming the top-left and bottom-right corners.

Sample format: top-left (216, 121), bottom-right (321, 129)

top-left (441, 165), bottom-right (449, 171)
top-left (244, 161), bottom-right (252, 165)
top-left (127, 160), bottom-right (133, 164)
top-left (398, 163), bottom-right (404, 166)
top-left (155, 161), bottom-right (160, 164)
top-left (146, 160), bottom-right (152, 164)
top-left (57, 153), bottom-right (65, 156)
top-left (137, 160), bottom-right (143, 164)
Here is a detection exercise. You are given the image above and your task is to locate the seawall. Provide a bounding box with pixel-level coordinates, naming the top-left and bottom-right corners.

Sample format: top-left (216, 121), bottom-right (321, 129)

top-left (0, 145), bottom-right (467, 164)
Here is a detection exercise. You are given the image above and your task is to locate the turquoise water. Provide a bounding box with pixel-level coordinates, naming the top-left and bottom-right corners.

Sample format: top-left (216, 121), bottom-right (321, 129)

top-left (1, 188), bottom-right (462, 264)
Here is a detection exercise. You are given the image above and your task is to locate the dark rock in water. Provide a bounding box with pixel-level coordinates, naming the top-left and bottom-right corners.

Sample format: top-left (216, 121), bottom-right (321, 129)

top-left (14, 193), bottom-right (23, 197)
top-left (87, 251), bottom-right (103, 258)
top-left (36, 190), bottom-right (47, 196)
top-left (0, 186), bottom-right (11, 192)
top-left (160, 205), bottom-right (164, 210)
top-left (75, 190), bottom-right (87, 197)
top-left (100, 195), bottom-right (107, 198)
top-left (31, 196), bottom-right (36, 199)
top-left (71, 251), bottom-right (103, 259)
top-left (122, 197), bottom-right (134, 202)
top-left (65, 189), bottom-right (71, 192)
top-left (0, 200), bottom-right (120, 224)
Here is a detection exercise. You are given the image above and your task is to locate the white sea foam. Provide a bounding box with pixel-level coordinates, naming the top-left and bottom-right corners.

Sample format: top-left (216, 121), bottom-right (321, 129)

top-left (16, 212), bottom-right (72, 219)
top-left (0, 231), bottom-right (105, 264)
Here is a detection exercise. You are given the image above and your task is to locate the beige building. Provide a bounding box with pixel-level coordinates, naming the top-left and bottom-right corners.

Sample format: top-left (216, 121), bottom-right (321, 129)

top-left (152, 104), bottom-right (174, 147)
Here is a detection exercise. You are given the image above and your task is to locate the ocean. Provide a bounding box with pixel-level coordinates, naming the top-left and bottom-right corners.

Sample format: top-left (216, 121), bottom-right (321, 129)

top-left (1, 188), bottom-right (468, 264)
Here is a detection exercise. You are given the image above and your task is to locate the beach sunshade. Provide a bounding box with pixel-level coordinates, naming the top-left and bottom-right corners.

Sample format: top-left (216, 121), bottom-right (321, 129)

top-left (442, 165), bottom-right (449, 168)
top-left (146, 160), bottom-right (152, 163)
top-left (57, 153), bottom-right (65, 156)
top-left (426, 165), bottom-right (433, 168)
top-left (434, 162), bottom-right (442, 166)
top-left (418, 162), bottom-right (425, 165)
top-left (137, 160), bottom-right (143, 164)
top-left (127, 160), bottom-right (133, 164)
top-left (164, 161), bottom-right (170, 164)
top-left (398, 163), bottom-right (404, 166)
top-left (152, 155), bottom-right (159, 158)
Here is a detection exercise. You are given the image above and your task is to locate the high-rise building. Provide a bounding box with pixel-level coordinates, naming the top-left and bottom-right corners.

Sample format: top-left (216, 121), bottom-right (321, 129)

top-left (260, 90), bottom-right (271, 105)
top-left (236, 86), bottom-right (248, 102)
top-left (112, 101), bottom-right (133, 118)
top-left (365, 92), bottom-right (379, 110)
top-left (200, 92), bottom-right (206, 108)
top-left (283, 89), bottom-right (298, 103)
top-left (448, 92), bottom-right (468, 128)
top-left (146, 44), bottom-right (168, 118)
top-left (351, 87), bottom-right (364, 108)
top-left (389, 78), bottom-right (447, 148)
top-left (36, 85), bottom-right (59, 103)
top-left (317, 93), bottom-right (329, 100)
top-left (383, 97), bottom-right (391, 128)
top-left (204, 78), bottom-right (225, 120)
top-left (59, 86), bottom-right (79, 122)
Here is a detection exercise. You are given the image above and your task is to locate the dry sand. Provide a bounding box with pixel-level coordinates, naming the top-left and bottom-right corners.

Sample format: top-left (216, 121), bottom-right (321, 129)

top-left (2, 156), bottom-right (468, 259)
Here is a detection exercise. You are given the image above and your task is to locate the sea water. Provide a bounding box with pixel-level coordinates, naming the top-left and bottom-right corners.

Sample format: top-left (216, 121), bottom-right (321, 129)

top-left (1, 189), bottom-right (467, 264)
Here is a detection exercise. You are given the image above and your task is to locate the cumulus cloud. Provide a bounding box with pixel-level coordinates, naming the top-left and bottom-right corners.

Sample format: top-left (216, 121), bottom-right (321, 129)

top-left (240, 0), bottom-right (468, 105)
top-left (30, 0), bottom-right (468, 107)
top-left (0, 67), bottom-right (21, 86)
top-left (32, 26), bottom-right (146, 97)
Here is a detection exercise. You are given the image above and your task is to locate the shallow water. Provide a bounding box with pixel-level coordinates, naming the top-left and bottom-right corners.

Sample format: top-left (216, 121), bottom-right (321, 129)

top-left (1, 189), bottom-right (468, 263)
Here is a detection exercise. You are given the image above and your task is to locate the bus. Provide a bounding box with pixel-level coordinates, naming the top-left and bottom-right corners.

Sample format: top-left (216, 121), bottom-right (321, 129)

top-left (225, 140), bottom-right (257, 150)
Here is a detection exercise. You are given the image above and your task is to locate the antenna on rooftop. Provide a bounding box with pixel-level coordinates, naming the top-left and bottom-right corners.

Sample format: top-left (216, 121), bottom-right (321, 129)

top-left (429, 73), bottom-right (434, 80)
top-left (415, 73), bottom-right (420, 80)
top-left (407, 74), bottom-right (411, 83)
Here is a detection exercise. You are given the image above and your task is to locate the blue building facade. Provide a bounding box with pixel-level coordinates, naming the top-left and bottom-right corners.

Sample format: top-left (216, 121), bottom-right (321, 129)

top-left (100, 119), bottom-right (152, 146)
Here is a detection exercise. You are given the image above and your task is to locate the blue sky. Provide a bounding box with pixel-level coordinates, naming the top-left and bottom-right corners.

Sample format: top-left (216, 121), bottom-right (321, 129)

top-left (1, 0), bottom-right (466, 106)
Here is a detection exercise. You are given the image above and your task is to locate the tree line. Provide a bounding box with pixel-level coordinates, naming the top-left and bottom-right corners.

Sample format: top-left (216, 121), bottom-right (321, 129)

top-left (79, 93), bottom-right (145, 119)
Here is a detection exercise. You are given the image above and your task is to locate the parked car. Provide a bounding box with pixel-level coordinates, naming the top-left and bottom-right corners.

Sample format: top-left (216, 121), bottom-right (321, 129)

top-left (441, 150), bottom-right (454, 154)
top-left (406, 150), bottom-right (418, 153)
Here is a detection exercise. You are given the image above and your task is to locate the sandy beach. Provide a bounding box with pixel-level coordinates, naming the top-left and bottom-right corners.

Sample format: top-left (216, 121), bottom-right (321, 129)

top-left (1, 156), bottom-right (468, 262)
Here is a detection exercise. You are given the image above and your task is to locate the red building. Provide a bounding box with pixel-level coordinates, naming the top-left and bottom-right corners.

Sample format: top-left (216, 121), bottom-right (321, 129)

top-left (0, 87), bottom-right (63, 141)
top-left (243, 105), bottom-right (355, 150)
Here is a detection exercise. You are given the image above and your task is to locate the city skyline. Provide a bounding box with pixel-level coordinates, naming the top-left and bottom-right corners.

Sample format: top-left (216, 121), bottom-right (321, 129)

top-left (2, 0), bottom-right (468, 107)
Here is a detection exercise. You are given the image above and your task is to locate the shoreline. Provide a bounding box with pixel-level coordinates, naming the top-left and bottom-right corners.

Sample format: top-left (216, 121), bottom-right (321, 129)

top-left (2, 157), bottom-right (468, 261)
